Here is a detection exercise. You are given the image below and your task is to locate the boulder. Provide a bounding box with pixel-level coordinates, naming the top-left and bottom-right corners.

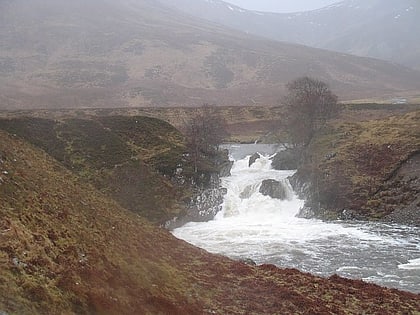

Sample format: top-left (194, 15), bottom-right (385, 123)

top-left (165, 173), bottom-right (225, 229)
top-left (270, 149), bottom-right (299, 170)
top-left (296, 206), bottom-right (315, 219)
top-left (249, 153), bottom-right (261, 167)
top-left (217, 149), bottom-right (234, 177)
top-left (259, 179), bottom-right (289, 200)
top-left (219, 160), bottom-right (234, 177)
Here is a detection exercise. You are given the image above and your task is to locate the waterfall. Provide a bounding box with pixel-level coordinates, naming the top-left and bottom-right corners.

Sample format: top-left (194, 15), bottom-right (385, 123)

top-left (173, 145), bottom-right (420, 294)
top-left (216, 154), bottom-right (301, 220)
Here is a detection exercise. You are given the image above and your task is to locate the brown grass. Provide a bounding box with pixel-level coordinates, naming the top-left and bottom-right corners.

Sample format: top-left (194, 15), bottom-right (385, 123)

top-left (0, 120), bottom-right (419, 313)
top-left (305, 109), bottom-right (420, 218)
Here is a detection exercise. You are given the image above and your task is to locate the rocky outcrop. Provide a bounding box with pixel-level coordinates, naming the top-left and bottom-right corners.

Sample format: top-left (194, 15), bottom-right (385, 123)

top-left (270, 149), bottom-right (299, 170)
top-left (165, 150), bottom-right (233, 229)
top-left (289, 148), bottom-right (420, 225)
top-left (215, 149), bottom-right (234, 178)
top-left (166, 173), bottom-right (227, 229)
top-left (288, 171), bottom-right (310, 201)
top-left (384, 197), bottom-right (420, 226)
top-left (380, 152), bottom-right (420, 226)
top-left (288, 173), bottom-right (320, 219)
top-left (249, 153), bottom-right (261, 167)
top-left (259, 179), bottom-right (290, 200)
top-left (289, 169), bottom-right (366, 221)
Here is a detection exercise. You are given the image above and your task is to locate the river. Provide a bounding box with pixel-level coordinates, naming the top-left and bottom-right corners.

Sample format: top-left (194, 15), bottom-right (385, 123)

top-left (172, 144), bottom-right (420, 294)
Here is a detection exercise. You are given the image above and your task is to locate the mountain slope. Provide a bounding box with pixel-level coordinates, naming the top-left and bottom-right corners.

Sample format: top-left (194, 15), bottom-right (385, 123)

top-left (320, 0), bottom-right (420, 69)
top-left (1, 0), bottom-right (420, 109)
top-left (159, 0), bottom-right (420, 70)
top-left (0, 116), bottom-right (188, 225)
top-left (1, 129), bottom-right (420, 314)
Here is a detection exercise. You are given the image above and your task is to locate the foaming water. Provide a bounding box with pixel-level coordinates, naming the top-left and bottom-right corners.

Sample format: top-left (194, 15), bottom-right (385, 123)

top-left (173, 145), bottom-right (420, 293)
top-left (399, 258), bottom-right (420, 270)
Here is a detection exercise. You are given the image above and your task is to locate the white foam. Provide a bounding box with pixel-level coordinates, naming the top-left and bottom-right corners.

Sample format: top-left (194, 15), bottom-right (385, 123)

top-left (398, 258), bottom-right (420, 270)
top-left (174, 154), bottom-right (394, 251)
top-left (337, 266), bottom-right (361, 272)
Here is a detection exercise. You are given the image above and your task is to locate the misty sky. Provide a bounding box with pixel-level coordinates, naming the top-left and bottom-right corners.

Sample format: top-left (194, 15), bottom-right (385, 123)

top-left (224, 0), bottom-right (342, 13)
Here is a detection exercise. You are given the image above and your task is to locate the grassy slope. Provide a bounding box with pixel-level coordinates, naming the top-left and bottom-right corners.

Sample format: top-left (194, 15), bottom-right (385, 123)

top-left (0, 129), bottom-right (202, 314)
top-left (0, 116), bottom-right (187, 224)
top-left (1, 130), bottom-right (420, 314)
top-left (305, 109), bottom-right (420, 219)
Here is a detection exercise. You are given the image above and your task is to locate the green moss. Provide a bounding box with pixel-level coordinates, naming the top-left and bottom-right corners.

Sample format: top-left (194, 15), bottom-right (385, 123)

top-left (98, 116), bottom-right (185, 176)
top-left (0, 117), bottom-right (67, 162)
top-left (58, 118), bottom-right (133, 170)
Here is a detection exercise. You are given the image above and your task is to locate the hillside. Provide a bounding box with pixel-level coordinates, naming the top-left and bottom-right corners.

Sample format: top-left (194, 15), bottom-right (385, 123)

top-left (1, 126), bottom-right (420, 314)
top-left (291, 108), bottom-right (420, 225)
top-left (159, 0), bottom-right (420, 71)
top-left (0, 116), bottom-right (189, 225)
top-left (1, 0), bottom-right (420, 110)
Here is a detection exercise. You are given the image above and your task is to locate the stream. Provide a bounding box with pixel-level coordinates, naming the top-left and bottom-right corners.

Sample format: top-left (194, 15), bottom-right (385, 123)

top-left (173, 144), bottom-right (420, 294)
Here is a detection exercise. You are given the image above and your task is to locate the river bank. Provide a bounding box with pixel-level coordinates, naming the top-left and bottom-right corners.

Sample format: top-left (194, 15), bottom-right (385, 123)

top-left (287, 110), bottom-right (420, 226)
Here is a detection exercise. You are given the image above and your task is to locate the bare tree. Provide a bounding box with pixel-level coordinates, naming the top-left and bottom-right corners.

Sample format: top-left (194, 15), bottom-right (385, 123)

top-left (283, 77), bottom-right (339, 148)
top-left (184, 105), bottom-right (229, 172)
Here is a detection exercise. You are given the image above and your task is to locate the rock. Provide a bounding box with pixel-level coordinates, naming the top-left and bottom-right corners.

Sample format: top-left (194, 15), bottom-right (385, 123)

top-left (270, 149), bottom-right (299, 170)
top-left (249, 153), bottom-right (261, 167)
top-left (240, 184), bottom-right (256, 199)
top-left (379, 152), bottom-right (420, 226)
top-left (212, 149), bottom-right (233, 177)
top-left (240, 185), bottom-right (252, 199)
top-left (165, 174), bottom-right (225, 229)
top-left (337, 209), bottom-right (361, 221)
top-left (259, 179), bottom-right (290, 200)
top-left (384, 195), bottom-right (420, 226)
top-left (239, 258), bottom-right (257, 266)
top-left (325, 152), bottom-right (337, 161)
top-left (296, 206), bottom-right (315, 219)
top-left (219, 160), bottom-right (233, 177)
top-left (288, 171), bottom-right (311, 200)
top-left (12, 257), bottom-right (27, 268)
top-left (166, 149), bottom-right (232, 229)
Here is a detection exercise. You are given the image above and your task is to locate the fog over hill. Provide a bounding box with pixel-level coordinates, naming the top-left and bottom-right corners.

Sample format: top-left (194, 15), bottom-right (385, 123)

top-left (1, 0), bottom-right (420, 109)
top-left (160, 0), bottom-right (420, 70)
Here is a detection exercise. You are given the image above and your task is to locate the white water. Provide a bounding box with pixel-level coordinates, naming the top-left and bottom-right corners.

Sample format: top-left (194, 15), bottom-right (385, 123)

top-left (173, 145), bottom-right (420, 294)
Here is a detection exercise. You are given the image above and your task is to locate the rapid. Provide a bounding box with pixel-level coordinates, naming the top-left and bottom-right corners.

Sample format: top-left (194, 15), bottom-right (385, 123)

top-left (172, 144), bottom-right (420, 293)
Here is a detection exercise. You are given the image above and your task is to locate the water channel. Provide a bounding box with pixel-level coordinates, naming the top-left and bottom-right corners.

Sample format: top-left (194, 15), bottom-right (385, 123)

top-left (173, 144), bottom-right (420, 293)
